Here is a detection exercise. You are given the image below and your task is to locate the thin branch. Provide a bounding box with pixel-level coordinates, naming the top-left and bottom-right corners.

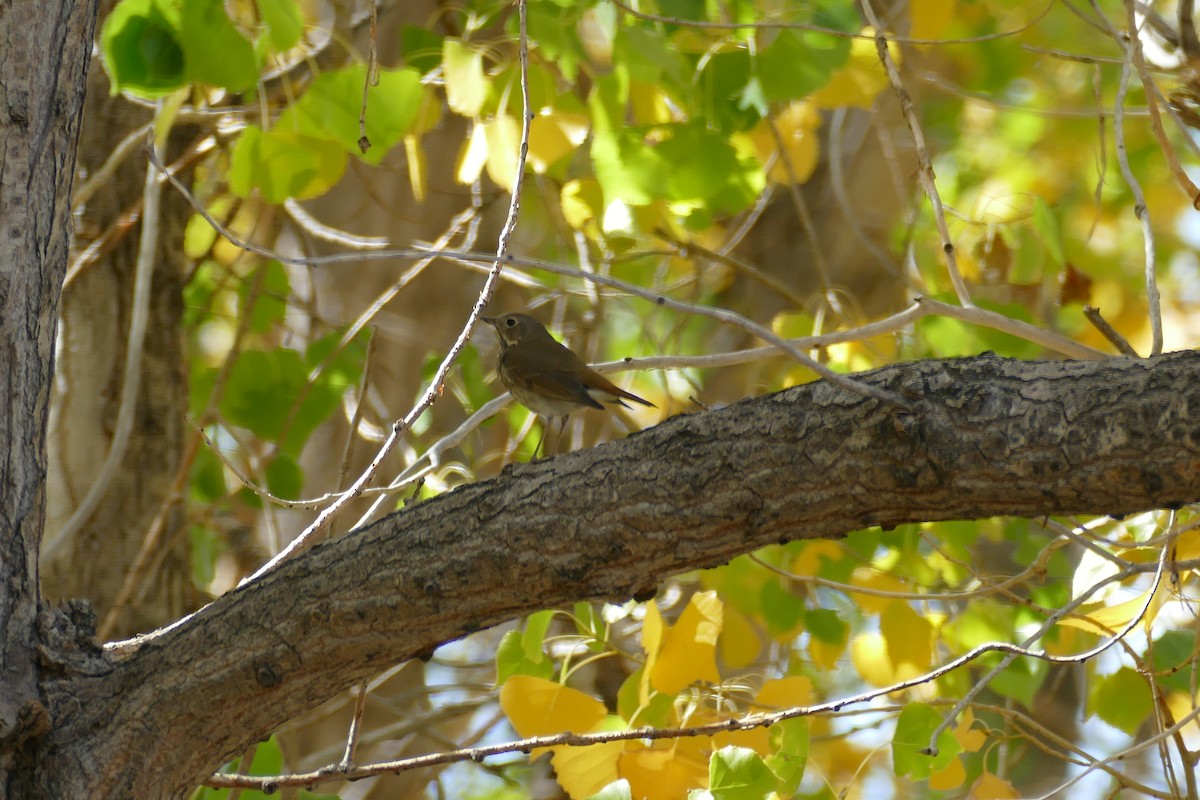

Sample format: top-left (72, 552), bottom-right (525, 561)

top-left (1111, 10), bottom-right (1163, 355)
top-left (1083, 305), bottom-right (1139, 356)
top-left (858, 1), bottom-right (973, 306)
top-left (1123, 0), bottom-right (1200, 206)
top-left (43, 130), bottom-right (166, 561)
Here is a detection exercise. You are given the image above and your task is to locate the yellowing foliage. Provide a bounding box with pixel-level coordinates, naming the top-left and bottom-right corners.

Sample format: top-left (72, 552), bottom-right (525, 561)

top-left (810, 31), bottom-right (897, 109)
top-left (647, 591), bottom-right (723, 695)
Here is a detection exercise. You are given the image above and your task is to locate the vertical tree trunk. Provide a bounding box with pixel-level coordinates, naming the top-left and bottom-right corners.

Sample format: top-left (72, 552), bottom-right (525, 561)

top-left (0, 0), bottom-right (100, 794)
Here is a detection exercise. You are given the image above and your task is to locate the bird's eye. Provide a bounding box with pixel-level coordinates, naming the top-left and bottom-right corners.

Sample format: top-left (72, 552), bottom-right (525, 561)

top-left (505, 318), bottom-right (516, 327)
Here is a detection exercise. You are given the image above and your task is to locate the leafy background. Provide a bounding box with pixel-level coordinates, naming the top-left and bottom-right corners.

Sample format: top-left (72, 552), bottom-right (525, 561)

top-left (49, 0), bottom-right (1200, 797)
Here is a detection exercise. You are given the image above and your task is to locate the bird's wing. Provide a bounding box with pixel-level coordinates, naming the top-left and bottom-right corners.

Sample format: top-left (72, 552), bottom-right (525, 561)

top-left (502, 347), bottom-right (605, 409)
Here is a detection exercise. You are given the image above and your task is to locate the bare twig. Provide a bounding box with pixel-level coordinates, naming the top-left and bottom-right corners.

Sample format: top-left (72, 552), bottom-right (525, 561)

top-left (44, 129), bottom-right (166, 562)
top-left (857, 1), bottom-right (973, 307)
top-left (1083, 305), bottom-right (1139, 356)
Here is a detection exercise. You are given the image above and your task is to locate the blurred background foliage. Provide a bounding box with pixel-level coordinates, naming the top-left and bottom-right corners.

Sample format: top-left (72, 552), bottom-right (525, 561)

top-left (42, 0), bottom-right (1200, 797)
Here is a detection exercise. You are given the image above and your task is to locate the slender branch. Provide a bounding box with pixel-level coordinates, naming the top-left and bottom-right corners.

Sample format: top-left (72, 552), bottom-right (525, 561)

top-left (858, 1), bottom-right (973, 306)
top-left (44, 130), bottom-right (166, 561)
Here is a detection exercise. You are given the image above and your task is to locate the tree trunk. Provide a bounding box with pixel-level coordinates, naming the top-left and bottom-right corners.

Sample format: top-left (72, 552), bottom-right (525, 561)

top-left (0, 0), bottom-right (100, 793)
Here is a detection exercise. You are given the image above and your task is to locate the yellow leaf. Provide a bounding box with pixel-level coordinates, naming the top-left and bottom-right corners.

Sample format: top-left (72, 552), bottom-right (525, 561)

top-left (649, 591), bottom-right (723, 694)
top-left (790, 540), bottom-right (843, 578)
top-left (850, 604), bottom-right (934, 687)
top-left (849, 568), bottom-right (908, 614)
top-left (561, 178), bottom-right (603, 230)
top-left (720, 607), bottom-right (762, 669)
top-left (456, 123), bottom-right (488, 185)
top-left (551, 739), bottom-right (625, 800)
top-left (404, 135), bottom-right (425, 202)
top-left (929, 754), bottom-right (966, 791)
top-left (528, 113), bottom-right (584, 173)
top-left (443, 38), bottom-right (488, 117)
top-left (850, 632), bottom-right (894, 687)
top-left (953, 710), bottom-right (987, 753)
top-left (880, 601), bottom-right (934, 676)
top-left (630, 80), bottom-right (674, 125)
top-left (620, 738), bottom-right (710, 800)
top-left (968, 771), bottom-right (1020, 799)
top-left (754, 676), bottom-right (815, 710)
top-left (1057, 586), bottom-right (1165, 636)
top-left (483, 114), bottom-right (522, 191)
top-left (810, 32), bottom-right (897, 110)
top-left (499, 675), bottom-right (608, 760)
top-left (911, 0), bottom-right (957, 43)
top-left (640, 601), bottom-right (665, 706)
top-left (742, 101), bottom-right (821, 184)
top-left (808, 633), bottom-right (846, 670)
top-left (1165, 692), bottom-right (1200, 747)
top-left (1175, 528), bottom-right (1200, 561)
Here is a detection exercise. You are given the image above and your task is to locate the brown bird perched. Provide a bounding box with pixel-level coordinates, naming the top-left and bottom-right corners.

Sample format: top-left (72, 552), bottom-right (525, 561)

top-left (482, 313), bottom-right (655, 442)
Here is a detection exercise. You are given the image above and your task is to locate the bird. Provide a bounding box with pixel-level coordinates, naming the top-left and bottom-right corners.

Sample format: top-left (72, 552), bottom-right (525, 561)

top-left (482, 313), bottom-right (655, 453)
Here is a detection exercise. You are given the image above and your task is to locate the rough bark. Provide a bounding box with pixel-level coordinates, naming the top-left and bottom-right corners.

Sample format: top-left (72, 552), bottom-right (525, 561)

top-left (0, 0), bottom-right (98, 770)
top-left (26, 350), bottom-right (1200, 799)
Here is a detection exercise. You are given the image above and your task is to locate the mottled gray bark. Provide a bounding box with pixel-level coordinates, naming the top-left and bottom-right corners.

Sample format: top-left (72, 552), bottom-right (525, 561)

top-left (31, 350), bottom-right (1200, 799)
top-left (0, 0), bottom-right (99, 787)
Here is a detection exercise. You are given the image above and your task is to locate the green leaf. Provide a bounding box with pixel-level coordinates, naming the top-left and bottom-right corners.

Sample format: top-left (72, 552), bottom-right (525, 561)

top-left (709, 746), bottom-right (778, 800)
top-left (190, 443), bottom-right (227, 503)
top-left (524, 0), bottom-right (587, 81)
top-left (239, 260), bottom-right (290, 333)
top-left (496, 611), bottom-right (558, 684)
top-left (1152, 631), bottom-right (1197, 692)
top-left (1090, 667), bottom-right (1153, 735)
top-left (400, 25), bottom-right (444, 73)
top-left (219, 348), bottom-right (306, 442)
top-left (256, 0), bottom-right (302, 53)
top-left (591, 128), bottom-right (667, 205)
top-left (766, 718), bottom-right (809, 794)
top-left (523, 610), bottom-right (555, 663)
top-left (100, 0), bottom-right (186, 97)
top-left (183, 260), bottom-right (224, 328)
top-left (654, 123), bottom-right (748, 206)
top-left (276, 65), bottom-right (425, 164)
top-left (189, 524), bottom-right (221, 591)
top-left (1032, 197), bottom-right (1065, 266)
top-left (219, 346), bottom-right (349, 455)
top-left (755, 29), bottom-right (850, 102)
top-left (181, 0), bottom-right (259, 92)
top-left (988, 654), bottom-right (1046, 708)
top-left (496, 630), bottom-right (554, 683)
top-left (760, 578), bottom-right (804, 636)
top-left (229, 125), bottom-right (348, 202)
top-left (805, 608), bottom-right (846, 646)
top-left (265, 453), bottom-right (303, 500)
top-left (892, 703), bottom-right (960, 779)
top-left (574, 602), bottom-right (606, 650)
top-left (696, 50), bottom-right (761, 133)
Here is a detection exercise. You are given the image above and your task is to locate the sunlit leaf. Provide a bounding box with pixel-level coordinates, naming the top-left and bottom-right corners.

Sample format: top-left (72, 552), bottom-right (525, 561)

top-left (648, 590), bottom-right (723, 694)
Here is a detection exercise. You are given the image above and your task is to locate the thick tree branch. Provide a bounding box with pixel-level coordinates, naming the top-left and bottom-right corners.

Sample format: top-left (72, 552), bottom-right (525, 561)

top-left (38, 351), bottom-right (1200, 797)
